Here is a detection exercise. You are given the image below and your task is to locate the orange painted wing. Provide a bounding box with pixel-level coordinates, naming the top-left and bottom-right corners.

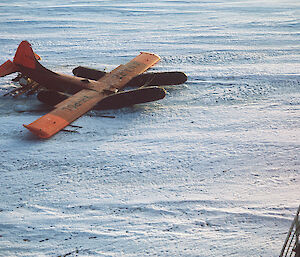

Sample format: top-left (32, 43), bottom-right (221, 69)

top-left (24, 52), bottom-right (160, 138)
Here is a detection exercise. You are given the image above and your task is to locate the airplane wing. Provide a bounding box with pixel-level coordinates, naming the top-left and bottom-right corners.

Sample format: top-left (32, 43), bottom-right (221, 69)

top-left (24, 52), bottom-right (160, 138)
top-left (73, 66), bottom-right (187, 87)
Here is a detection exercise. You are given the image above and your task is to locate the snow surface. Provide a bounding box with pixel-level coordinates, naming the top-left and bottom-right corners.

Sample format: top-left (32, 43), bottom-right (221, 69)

top-left (0, 0), bottom-right (299, 256)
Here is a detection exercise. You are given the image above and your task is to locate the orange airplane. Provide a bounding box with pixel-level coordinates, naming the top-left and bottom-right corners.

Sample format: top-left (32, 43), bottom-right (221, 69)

top-left (0, 41), bottom-right (162, 138)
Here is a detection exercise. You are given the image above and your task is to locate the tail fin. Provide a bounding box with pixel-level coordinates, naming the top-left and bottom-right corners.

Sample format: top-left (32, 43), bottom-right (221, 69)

top-left (13, 41), bottom-right (38, 69)
top-left (0, 60), bottom-right (19, 77)
top-left (0, 41), bottom-right (41, 77)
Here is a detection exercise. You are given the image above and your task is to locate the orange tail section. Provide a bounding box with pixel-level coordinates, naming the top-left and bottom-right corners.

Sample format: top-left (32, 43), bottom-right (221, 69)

top-left (0, 41), bottom-right (41, 77)
top-left (0, 60), bottom-right (19, 77)
top-left (13, 41), bottom-right (38, 69)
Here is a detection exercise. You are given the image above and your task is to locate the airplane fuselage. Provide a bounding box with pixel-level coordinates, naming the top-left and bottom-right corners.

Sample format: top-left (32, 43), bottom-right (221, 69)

top-left (16, 64), bottom-right (97, 94)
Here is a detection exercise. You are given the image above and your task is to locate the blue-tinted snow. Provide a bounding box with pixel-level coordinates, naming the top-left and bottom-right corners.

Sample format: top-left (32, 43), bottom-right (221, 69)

top-left (0, 0), bottom-right (299, 256)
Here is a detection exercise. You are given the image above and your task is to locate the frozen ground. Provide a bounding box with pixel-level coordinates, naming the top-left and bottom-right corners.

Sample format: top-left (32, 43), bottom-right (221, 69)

top-left (0, 0), bottom-right (299, 256)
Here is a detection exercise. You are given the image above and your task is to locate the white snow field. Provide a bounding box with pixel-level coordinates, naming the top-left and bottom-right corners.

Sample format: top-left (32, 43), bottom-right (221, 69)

top-left (0, 0), bottom-right (299, 256)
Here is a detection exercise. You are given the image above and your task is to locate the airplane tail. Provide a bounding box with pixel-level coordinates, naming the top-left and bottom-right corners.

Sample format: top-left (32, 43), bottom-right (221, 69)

top-left (13, 41), bottom-right (39, 70)
top-left (12, 40), bottom-right (56, 87)
top-left (0, 41), bottom-right (42, 77)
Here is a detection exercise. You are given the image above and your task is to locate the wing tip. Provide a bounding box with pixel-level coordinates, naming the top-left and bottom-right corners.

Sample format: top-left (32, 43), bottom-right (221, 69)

top-left (23, 113), bottom-right (70, 139)
top-left (23, 124), bottom-right (51, 138)
top-left (140, 52), bottom-right (161, 60)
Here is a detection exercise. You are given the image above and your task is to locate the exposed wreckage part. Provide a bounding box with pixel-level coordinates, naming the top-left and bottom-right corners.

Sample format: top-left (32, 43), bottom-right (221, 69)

top-left (4, 75), bottom-right (41, 97)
